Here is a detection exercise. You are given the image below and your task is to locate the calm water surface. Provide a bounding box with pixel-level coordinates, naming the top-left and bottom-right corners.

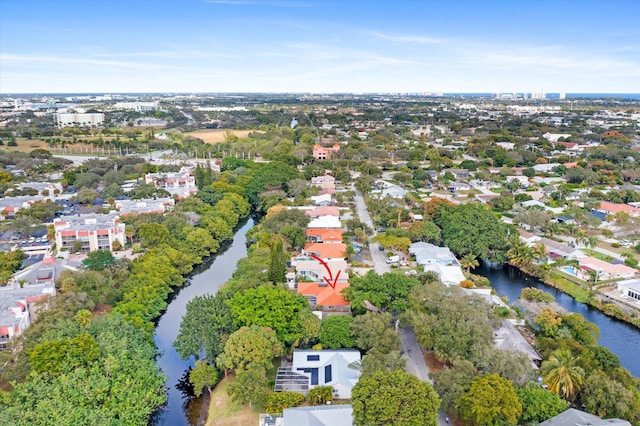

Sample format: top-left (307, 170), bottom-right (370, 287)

top-left (476, 262), bottom-right (640, 378)
top-left (153, 219), bottom-right (254, 425)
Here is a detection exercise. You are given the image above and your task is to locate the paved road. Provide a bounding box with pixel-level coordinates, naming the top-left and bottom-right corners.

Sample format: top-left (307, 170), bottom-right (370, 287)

top-left (354, 187), bottom-right (448, 425)
top-left (353, 188), bottom-right (390, 274)
top-left (398, 326), bottom-right (432, 384)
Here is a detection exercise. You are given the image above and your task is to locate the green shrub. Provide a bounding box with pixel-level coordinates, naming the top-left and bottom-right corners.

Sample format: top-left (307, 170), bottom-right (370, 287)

top-left (307, 386), bottom-right (334, 405)
top-left (520, 287), bottom-right (554, 303)
top-left (264, 391), bottom-right (305, 415)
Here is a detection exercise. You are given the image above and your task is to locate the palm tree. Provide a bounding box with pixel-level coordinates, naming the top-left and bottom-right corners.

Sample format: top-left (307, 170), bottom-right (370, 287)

top-left (507, 240), bottom-right (533, 269)
top-left (542, 349), bottom-right (584, 400)
top-left (532, 243), bottom-right (547, 263)
top-left (125, 224), bottom-right (135, 246)
top-left (460, 254), bottom-right (479, 273)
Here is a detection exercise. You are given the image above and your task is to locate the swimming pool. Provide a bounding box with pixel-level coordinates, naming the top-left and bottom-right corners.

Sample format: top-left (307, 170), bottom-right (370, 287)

top-left (562, 266), bottom-right (576, 276)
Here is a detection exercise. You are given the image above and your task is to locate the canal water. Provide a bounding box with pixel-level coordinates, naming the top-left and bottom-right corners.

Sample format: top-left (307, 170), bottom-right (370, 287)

top-left (153, 218), bottom-right (254, 425)
top-left (476, 262), bottom-right (640, 379)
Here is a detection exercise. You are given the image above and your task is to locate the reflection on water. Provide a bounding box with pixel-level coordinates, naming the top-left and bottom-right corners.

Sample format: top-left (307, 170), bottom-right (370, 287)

top-left (475, 261), bottom-right (640, 379)
top-left (152, 219), bottom-right (254, 425)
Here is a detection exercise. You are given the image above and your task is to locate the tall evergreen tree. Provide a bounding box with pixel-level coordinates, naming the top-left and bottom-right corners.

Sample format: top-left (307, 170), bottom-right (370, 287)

top-left (268, 238), bottom-right (287, 284)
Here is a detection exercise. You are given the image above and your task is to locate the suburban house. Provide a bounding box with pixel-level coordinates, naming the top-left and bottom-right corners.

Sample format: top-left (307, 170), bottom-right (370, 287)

top-left (311, 175), bottom-right (336, 185)
top-left (597, 201), bottom-right (640, 218)
top-left (409, 242), bottom-right (466, 286)
top-left (310, 194), bottom-right (333, 206)
top-left (308, 216), bottom-right (342, 229)
top-left (294, 259), bottom-right (349, 285)
top-left (297, 281), bottom-right (350, 308)
top-left (542, 132), bottom-right (572, 142)
top-left (517, 229), bottom-right (541, 246)
top-left (617, 278), bottom-right (640, 303)
top-left (274, 350), bottom-right (361, 399)
top-left (537, 237), bottom-right (585, 260)
top-left (312, 143), bottom-right (340, 160)
top-left (280, 405), bottom-right (353, 426)
top-left (571, 257), bottom-right (637, 281)
top-left (306, 228), bottom-right (344, 244)
top-left (310, 175), bottom-right (337, 195)
top-left (303, 243), bottom-right (347, 261)
top-left (53, 213), bottom-right (126, 253)
top-left (521, 200), bottom-right (564, 215)
top-left (303, 206), bottom-right (340, 219)
top-left (540, 408), bottom-right (631, 426)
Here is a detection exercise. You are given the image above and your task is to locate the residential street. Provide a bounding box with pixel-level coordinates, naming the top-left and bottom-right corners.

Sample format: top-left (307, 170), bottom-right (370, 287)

top-left (398, 326), bottom-right (432, 383)
top-left (353, 188), bottom-right (390, 274)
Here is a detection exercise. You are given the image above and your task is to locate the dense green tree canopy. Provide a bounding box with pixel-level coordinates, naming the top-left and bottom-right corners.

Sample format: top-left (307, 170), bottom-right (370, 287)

top-left (217, 325), bottom-right (282, 373)
top-left (174, 293), bottom-right (236, 361)
top-left (343, 271), bottom-right (419, 314)
top-left (0, 315), bottom-right (166, 426)
top-left (227, 285), bottom-right (318, 343)
top-left (434, 202), bottom-right (511, 263)
top-left (351, 370), bottom-right (440, 426)
top-left (516, 382), bottom-right (569, 425)
top-left (457, 373), bottom-right (522, 426)
top-left (349, 311), bottom-right (400, 354)
top-left (407, 282), bottom-right (493, 363)
top-left (319, 315), bottom-right (354, 349)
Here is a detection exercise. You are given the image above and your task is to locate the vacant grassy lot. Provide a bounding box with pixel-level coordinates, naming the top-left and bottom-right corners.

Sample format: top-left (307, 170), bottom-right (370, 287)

top-left (206, 376), bottom-right (260, 426)
top-left (186, 129), bottom-right (258, 144)
top-left (1, 138), bottom-right (50, 152)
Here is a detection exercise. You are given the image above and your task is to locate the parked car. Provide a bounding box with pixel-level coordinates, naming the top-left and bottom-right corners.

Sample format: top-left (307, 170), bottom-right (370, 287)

top-left (386, 255), bottom-right (400, 264)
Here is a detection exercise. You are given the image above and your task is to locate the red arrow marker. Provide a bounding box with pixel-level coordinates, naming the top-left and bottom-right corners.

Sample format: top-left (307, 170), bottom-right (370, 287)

top-left (309, 254), bottom-right (340, 289)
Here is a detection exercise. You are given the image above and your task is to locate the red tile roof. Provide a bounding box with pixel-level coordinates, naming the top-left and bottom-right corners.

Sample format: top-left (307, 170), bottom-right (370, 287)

top-left (297, 282), bottom-right (350, 306)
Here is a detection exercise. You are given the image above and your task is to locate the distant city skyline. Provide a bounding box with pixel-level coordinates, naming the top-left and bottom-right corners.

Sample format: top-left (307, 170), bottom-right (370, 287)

top-left (1, 0), bottom-right (639, 94)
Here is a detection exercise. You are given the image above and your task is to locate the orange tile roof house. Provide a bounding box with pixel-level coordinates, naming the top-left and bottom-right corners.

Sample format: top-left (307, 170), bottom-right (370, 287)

top-left (297, 282), bottom-right (350, 307)
top-left (306, 228), bottom-right (344, 244)
top-left (304, 206), bottom-right (340, 218)
top-left (576, 257), bottom-right (638, 281)
top-left (304, 243), bottom-right (347, 260)
top-left (597, 201), bottom-right (640, 217)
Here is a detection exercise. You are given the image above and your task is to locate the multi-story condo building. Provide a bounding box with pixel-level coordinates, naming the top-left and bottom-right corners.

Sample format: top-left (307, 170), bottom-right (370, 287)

top-left (55, 112), bottom-right (104, 128)
top-left (54, 213), bottom-right (125, 253)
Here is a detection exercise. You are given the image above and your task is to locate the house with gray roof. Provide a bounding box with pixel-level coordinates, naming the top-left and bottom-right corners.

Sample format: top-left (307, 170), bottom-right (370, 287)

top-left (540, 408), bottom-right (631, 426)
top-left (282, 404), bottom-right (353, 426)
top-left (409, 242), bottom-right (466, 286)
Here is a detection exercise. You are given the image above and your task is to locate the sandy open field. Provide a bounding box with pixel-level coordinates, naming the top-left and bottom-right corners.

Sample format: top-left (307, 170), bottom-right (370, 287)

top-left (1, 138), bottom-right (50, 151)
top-left (185, 129), bottom-right (259, 144)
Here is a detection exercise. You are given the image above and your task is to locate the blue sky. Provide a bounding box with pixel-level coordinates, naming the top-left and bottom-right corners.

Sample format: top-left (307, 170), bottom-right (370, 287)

top-left (1, 0), bottom-right (639, 93)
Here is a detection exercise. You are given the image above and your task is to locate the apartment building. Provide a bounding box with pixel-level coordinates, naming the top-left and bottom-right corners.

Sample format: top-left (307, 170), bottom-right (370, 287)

top-left (54, 213), bottom-right (125, 253)
top-left (55, 112), bottom-right (104, 128)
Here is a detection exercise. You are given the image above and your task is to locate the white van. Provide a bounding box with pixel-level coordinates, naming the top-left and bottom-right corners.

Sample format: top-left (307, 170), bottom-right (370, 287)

top-left (386, 255), bottom-right (400, 264)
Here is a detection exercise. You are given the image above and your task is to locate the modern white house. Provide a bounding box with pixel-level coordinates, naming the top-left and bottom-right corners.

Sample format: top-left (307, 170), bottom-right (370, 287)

top-left (617, 279), bottom-right (640, 303)
top-left (274, 350), bottom-right (361, 399)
